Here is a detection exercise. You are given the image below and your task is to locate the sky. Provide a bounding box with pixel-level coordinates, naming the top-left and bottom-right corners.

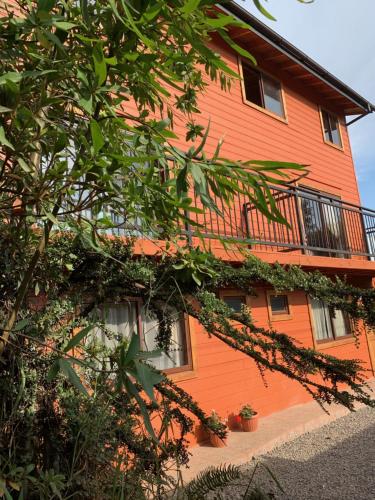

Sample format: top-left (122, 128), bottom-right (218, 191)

top-left (237, 0), bottom-right (375, 207)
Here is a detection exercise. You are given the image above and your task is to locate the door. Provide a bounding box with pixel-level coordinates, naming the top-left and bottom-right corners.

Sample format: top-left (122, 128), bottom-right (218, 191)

top-left (300, 189), bottom-right (348, 257)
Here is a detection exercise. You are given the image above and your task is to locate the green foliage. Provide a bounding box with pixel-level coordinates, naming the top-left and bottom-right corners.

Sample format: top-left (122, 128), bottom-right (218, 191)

top-left (207, 410), bottom-right (227, 433)
top-left (1, 232), bottom-right (375, 496)
top-left (182, 464), bottom-right (242, 499)
top-left (0, 337), bottom-right (197, 498)
top-left (177, 459), bottom-right (285, 499)
top-left (239, 404), bottom-right (257, 420)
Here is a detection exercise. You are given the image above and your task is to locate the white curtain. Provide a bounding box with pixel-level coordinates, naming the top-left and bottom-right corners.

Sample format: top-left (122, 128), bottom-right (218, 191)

top-left (311, 298), bottom-right (349, 340)
top-left (91, 302), bottom-right (188, 370)
top-left (331, 309), bottom-right (348, 338)
top-left (141, 306), bottom-right (187, 370)
top-left (311, 298), bottom-right (333, 341)
top-left (91, 302), bottom-right (138, 350)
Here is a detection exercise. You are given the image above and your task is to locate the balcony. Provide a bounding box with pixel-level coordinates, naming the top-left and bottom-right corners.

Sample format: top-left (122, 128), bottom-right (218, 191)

top-left (185, 185), bottom-right (375, 260)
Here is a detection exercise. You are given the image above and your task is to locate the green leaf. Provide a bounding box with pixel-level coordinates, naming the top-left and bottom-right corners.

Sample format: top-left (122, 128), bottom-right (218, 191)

top-left (253, 0), bottom-right (276, 21)
top-left (181, 0), bottom-right (200, 15)
top-left (12, 318), bottom-right (30, 331)
top-left (134, 361), bottom-right (164, 402)
top-left (80, 0), bottom-right (89, 25)
top-left (218, 30), bottom-right (257, 66)
top-left (90, 119), bottom-right (105, 154)
top-left (44, 211), bottom-right (60, 226)
top-left (123, 333), bottom-right (140, 365)
top-left (52, 21), bottom-right (78, 31)
top-left (78, 96), bottom-right (93, 114)
top-left (142, 2), bottom-right (162, 22)
top-left (0, 72), bottom-right (22, 85)
top-left (93, 43), bottom-right (107, 86)
top-left (206, 15), bottom-right (239, 29)
top-left (43, 29), bottom-right (66, 51)
top-left (59, 358), bottom-right (88, 395)
top-left (37, 0), bottom-right (56, 13)
top-left (64, 324), bottom-right (93, 352)
top-left (47, 360), bottom-right (60, 381)
top-left (0, 126), bottom-right (14, 150)
top-left (124, 377), bottom-right (158, 441)
top-left (18, 158), bottom-right (32, 173)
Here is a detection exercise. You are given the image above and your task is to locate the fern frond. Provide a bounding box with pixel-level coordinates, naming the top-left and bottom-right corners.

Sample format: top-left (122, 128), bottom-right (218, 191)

top-left (184, 464), bottom-right (241, 499)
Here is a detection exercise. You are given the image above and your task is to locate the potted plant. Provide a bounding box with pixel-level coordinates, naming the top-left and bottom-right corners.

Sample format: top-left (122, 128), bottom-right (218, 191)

top-left (207, 410), bottom-right (227, 447)
top-left (239, 404), bottom-right (258, 432)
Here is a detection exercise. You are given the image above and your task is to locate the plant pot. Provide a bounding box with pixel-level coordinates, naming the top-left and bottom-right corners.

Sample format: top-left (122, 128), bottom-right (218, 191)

top-left (208, 431), bottom-right (227, 447)
top-left (241, 415), bottom-right (258, 432)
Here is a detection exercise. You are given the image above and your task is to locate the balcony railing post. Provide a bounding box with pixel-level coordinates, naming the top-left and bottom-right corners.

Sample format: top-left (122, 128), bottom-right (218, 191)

top-left (294, 189), bottom-right (307, 255)
top-left (360, 207), bottom-right (371, 259)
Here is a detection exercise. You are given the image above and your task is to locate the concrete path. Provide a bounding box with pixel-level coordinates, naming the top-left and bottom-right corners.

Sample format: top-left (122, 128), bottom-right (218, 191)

top-left (181, 378), bottom-right (375, 483)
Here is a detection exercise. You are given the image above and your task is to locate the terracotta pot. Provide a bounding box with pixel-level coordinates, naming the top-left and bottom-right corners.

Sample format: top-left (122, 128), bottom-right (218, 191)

top-left (241, 415), bottom-right (259, 432)
top-left (208, 430), bottom-right (227, 447)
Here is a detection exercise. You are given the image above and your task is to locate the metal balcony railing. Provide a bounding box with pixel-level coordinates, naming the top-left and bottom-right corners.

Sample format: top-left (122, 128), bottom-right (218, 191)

top-left (185, 185), bottom-right (375, 259)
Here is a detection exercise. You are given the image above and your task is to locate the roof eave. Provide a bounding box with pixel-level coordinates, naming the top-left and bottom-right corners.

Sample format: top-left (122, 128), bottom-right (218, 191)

top-left (219, 1), bottom-right (375, 116)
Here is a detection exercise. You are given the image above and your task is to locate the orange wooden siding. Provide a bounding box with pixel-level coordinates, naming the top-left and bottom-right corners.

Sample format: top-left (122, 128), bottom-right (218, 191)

top-left (176, 288), bottom-right (373, 444)
top-left (167, 37), bottom-right (362, 206)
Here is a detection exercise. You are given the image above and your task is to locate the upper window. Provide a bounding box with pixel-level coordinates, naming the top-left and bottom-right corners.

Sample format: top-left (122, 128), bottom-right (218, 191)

top-left (310, 298), bottom-right (351, 343)
top-left (320, 109), bottom-right (342, 148)
top-left (91, 300), bottom-right (192, 373)
top-left (241, 60), bottom-right (286, 119)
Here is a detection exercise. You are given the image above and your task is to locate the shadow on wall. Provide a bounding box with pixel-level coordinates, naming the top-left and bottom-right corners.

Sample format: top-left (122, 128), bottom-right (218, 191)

top-left (244, 420), bottom-right (375, 499)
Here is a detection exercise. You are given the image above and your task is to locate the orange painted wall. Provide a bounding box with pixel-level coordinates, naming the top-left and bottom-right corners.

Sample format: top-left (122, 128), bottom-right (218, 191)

top-left (130, 35), bottom-right (375, 435)
top-left (175, 287), bottom-right (373, 444)
top-left (167, 36), bottom-right (361, 205)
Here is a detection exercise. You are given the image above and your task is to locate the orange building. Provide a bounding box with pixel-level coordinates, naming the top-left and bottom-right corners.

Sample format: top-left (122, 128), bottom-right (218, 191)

top-left (125, 4), bottom-right (375, 441)
top-left (30, 3), bottom-right (373, 442)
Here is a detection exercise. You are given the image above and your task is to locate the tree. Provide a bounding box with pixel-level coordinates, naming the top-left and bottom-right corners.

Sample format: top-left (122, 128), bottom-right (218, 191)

top-left (0, 0), bottom-right (304, 352)
top-left (1, 1), bottom-right (374, 498)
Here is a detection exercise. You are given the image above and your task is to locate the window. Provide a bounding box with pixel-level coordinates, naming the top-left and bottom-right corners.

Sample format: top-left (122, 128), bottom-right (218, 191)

top-left (141, 306), bottom-right (190, 372)
top-left (267, 292), bottom-right (291, 320)
top-left (91, 300), bottom-right (192, 372)
top-left (310, 298), bottom-right (351, 343)
top-left (222, 295), bottom-right (246, 312)
top-left (270, 294), bottom-right (289, 315)
top-left (241, 60), bottom-right (285, 118)
top-left (320, 109), bottom-right (342, 148)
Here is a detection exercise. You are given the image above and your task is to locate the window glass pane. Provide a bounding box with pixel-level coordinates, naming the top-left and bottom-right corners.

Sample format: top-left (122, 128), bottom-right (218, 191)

top-left (311, 298), bottom-right (334, 341)
top-left (223, 296), bottom-right (245, 313)
top-left (91, 302), bottom-right (139, 350)
top-left (331, 309), bottom-right (349, 337)
top-left (141, 306), bottom-right (188, 370)
top-left (262, 74), bottom-right (284, 117)
top-left (270, 294), bottom-right (289, 314)
top-left (322, 110), bottom-right (332, 142)
top-left (242, 63), bottom-right (263, 107)
top-left (322, 110), bottom-right (342, 146)
top-left (328, 114), bottom-right (342, 147)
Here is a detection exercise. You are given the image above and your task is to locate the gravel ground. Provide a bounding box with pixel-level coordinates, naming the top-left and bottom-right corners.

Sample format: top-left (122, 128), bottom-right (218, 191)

top-left (211, 407), bottom-right (375, 500)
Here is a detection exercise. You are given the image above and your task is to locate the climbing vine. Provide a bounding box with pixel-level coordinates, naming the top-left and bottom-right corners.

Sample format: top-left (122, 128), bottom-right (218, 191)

top-left (1, 233), bottom-right (375, 497)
